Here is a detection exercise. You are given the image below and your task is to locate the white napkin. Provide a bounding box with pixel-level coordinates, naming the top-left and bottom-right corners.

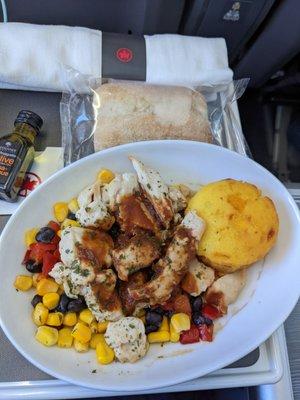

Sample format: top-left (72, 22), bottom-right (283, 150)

top-left (0, 147), bottom-right (63, 215)
top-left (0, 23), bottom-right (102, 92)
top-left (145, 34), bottom-right (233, 89)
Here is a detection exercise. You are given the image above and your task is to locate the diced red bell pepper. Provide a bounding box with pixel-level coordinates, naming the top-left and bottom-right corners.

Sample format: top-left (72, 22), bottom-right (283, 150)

top-left (202, 304), bottom-right (223, 320)
top-left (161, 299), bottom-right (174, 312)
top-left (29, 242), bottom-right (57, 263)
top-left (42, 251), bottom-right (59, 276)
top-left (173, 293), bottom-right (192, 316)
top-left (50, 235), bottom-right (60, 245)
top-left (47, 220), bottom-right (61, 232)
top-left (22, 249), bottom-right (31, 265)
top-left (53, 248), bottom-right (61, 261)
top-left (179, 326), bottom-right (200, 344)
top-left (198, 324), bottom-right (213, 342)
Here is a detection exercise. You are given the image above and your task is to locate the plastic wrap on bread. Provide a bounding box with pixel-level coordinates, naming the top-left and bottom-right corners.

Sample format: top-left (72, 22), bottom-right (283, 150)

top-left (61, 71), bottom-right (249, 165)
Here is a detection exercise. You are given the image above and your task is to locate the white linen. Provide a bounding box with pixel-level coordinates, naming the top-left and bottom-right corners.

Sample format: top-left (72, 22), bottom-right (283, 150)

top-left (0, 22), bottom-right (102, 92)
top-left (145, 34), bottom-right (233, 89)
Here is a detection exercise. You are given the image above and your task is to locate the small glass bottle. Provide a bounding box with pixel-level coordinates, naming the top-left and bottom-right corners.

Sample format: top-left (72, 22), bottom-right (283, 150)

top-left (0, 110), bottom-right (43, 202)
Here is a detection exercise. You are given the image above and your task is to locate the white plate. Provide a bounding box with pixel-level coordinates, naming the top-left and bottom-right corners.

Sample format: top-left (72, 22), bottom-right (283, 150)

top-left (0, 140), bottom-right (299, 391)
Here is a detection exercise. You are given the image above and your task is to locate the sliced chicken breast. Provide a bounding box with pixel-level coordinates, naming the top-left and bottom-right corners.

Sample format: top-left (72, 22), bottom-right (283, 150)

top-left (105, 317), bottom-right (148, 363)
top-left (112, 233), bottom-right (160, 281)
top-left (119, 271), bottom-right (148, 316)
top-left (59, 227), bottom-right (113, 270)
top-left (117, 194), bottom-right (161, 236)
top-left (205, 270), bottom-right (246, 314)
top-left (102, 173), bottom-right (139, 211)
top-left (181, 259), bottom-right (215, 296)
top-left (129, 211), bottom-right (206, 305)
top-left (130, 157), bottom-right (174, 228)
top-left (76, 182), bottom-right (114, 229)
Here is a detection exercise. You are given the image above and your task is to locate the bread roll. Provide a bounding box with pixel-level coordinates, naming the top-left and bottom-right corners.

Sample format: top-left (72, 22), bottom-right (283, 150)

top-left (93, 83), bottom-right (212, 150)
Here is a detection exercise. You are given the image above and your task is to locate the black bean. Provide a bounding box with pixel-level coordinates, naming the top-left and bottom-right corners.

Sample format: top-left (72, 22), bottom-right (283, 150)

top-left (67, 296), bottom-right (86, 312)
top-left (192, 311), bottom-right (213, 326)
top-left (145, 324), bottom-right (159, 334)
top-left (145, 311), bottom-right (163, 327)
top-left (36, 227), bottom-right (55, 243)
top-left (163, 309), bottom-right (174, 318)
top-left (191, 296), bottom-right (203, 312)
top-left (56, 293), bottom-right (70, 313)
top-left (25, 260), bottom-right (42, 273)
top-left (151, 307), bottom-right (164, 315)
top-left (31, 294), bottom-right (43, 308)
top-left (67, 211), bottom-right (76, 220)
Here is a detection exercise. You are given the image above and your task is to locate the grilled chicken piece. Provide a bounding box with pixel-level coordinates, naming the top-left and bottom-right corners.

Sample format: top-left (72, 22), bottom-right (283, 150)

top-left (119, 271), bottom-right (148, 315)
top-left (82, 285), bottom-right (123, 322)
top-left (205, 270), bottom-right (246, 314)
top-left (59, 227), bottom-right (113, 271)
top-left (129, 211), bottom-right (206, 305)
top-left (117, 194), bottom-right (161, 236)
top-left (50, 227), bottom-right (122, 321)
top-left (169, 185), bottom-right (188, 213)
top-left (130, 157), bottom-right (174, 228)
top-left (105, 317), bottom-right (148, 363)
top-left (181, 259), bottom-right (215, 297)
top-left (91, 269), bottom-right (117, 301)
top-left (102, 173), bottom-right (139, 212)
top-left (76, 182), bottom-right (114, 229)
top-left (112, 233), bottom-right (160, 281)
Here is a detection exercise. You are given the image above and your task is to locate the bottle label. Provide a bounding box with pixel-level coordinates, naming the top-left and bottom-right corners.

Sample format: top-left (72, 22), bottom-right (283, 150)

top-left (0, 139), bottom-right (21, 183)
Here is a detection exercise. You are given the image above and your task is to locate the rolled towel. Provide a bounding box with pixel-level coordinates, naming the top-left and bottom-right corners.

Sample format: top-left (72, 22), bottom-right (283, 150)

top-left (0, 22), bottom-right (102, 92)
top-left (145, 34), bottom-right (233, 89)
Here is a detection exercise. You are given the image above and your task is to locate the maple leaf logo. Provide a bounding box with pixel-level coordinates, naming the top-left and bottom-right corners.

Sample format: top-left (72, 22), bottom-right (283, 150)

top-left (116, 48), bottom-right (133, 63)
top-left (19, 172), bottom-right (42, 197)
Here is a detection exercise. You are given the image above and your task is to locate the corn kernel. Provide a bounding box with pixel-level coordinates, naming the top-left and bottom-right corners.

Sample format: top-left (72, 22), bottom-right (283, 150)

top-left (58, 327), bottom-right (73, 348)
top-left (96, 336), bottom-right (115, 364)
top-left (72, 322), bottom-right (91, 344)
top-left (74, 339), bottom-right (89, 352)
top-left (97, 169), bottom-right (115, 184)
top-left (79, 309), bottom-right (95, 325)
top-left (35, 326), bottom-right (58, 347)
top-left (32, 273), bottom-right (43, 288)
top-left (147, 331), bottom-right (170, 343)
top-left (61, 218), bottom-right (80, 230)
top-left (170, 313), bottom-right (191, 333)
top-left (68, 198), bottom-right (79, 213)
top-left (90, 321), bottom-right (98, 334)
top-left (32, 303), bottom-right (49, 326)
top-left (90, 333), bottom-right (104, 349)
top-left (97, 321), bottom-right (109, 333)
top-left (158, 316), bottom-right (169, 332)
top-left (57, 284), bottom-right (64, 295)
top-left (63, 312), bottom-right (77, 327)
top-left (53, 202), bottom-right (69, 222)
top-left (43, 293), bottom-right (60, 310)
top-left (14, 275), bottom-right (32, 291)
top-left (46, 312), bottom-right (63, 327)
top-left (24, 228), bottom-right (39, 247)
top-left (36, 278), bottom-right (59, 296)
top-left (170, 322), bottom-right (180, 343)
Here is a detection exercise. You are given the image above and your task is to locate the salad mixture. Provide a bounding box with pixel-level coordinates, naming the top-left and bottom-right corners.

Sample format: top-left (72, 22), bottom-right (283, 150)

top-left (14, 157), bottom-right (278, 365)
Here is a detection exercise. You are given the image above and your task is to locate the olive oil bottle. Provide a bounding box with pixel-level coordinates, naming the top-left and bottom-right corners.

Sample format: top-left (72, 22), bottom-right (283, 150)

top-left (0, 110), bottom-right (43, 202)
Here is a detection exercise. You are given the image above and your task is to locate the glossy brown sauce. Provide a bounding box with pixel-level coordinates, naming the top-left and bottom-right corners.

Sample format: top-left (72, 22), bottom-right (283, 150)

top-left (118, 195), bottom-right (158, 234)
top-left (80, 230), bottom-right (113, 266)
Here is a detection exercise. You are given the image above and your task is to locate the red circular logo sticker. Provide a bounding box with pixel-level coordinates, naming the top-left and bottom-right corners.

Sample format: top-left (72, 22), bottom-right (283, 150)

top-left (19, 172), bottom-right (42, 197)
top-left (116, 48), bottom-right (133, 63)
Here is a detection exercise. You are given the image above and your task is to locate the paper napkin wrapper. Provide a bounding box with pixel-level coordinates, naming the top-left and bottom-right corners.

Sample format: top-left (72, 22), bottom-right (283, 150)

top-left (0, 147), bottom-right (63, 215)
